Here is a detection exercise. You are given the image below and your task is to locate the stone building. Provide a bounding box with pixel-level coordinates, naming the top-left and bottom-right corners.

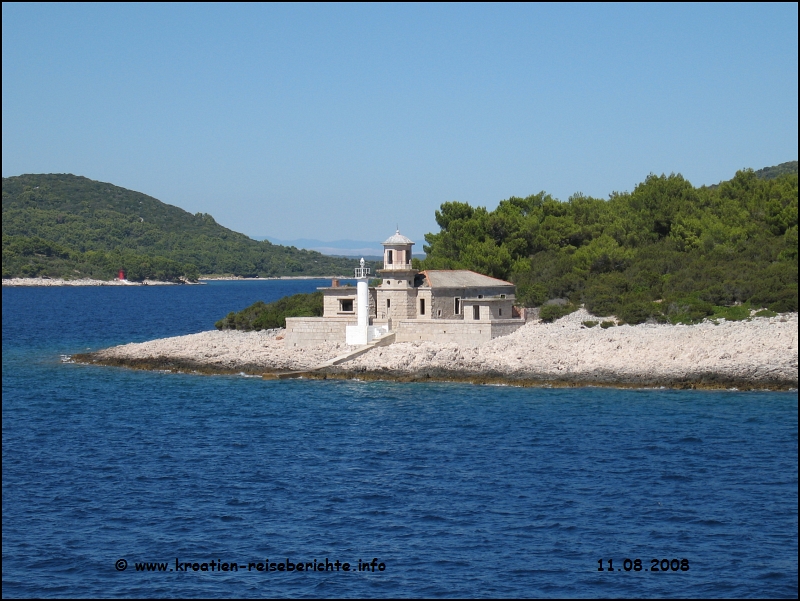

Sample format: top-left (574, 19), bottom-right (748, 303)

top-left (285, 230), bottom-right (525, 347)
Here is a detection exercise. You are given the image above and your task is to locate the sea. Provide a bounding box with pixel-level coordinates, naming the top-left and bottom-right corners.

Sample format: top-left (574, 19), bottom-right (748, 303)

top-left (2, 280), bottom-right (797, 598)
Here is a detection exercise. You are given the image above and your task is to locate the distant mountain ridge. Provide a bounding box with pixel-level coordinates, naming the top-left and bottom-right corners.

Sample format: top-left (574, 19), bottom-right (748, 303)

top-left (2, 174), bottom-right (368, 281)
top-left (253, 237), bottom-right (386, 257)
top-left (253, 236), bottom-right (426, 259)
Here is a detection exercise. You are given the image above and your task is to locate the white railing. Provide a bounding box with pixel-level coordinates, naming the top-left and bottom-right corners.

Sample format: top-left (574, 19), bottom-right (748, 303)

top-left (383, 262), bottom-right (413, 270)
top-left (354, 267), bottom-right (371, 278)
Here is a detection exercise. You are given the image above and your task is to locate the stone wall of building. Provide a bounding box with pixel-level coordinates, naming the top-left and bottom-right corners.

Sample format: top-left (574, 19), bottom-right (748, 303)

top-left (287, 316), bottom-right (523, 348)
top-left (369, 288), bottom-right (377, 318)
top-left (460, 300), bottom-right (515, 321)
top-left (430, 295), bottom-right (515, 321)
top-left (488, 319), bottom-right (527, 339)
top-left (489, 300), bottom-right (515, 319)
top-left (321, 288), bottom-right (377, 319)
top-left (322, 289), bottom-right (356, 318)
top-left (431, 292), bottom-right (461, 319)
top-left (429, 287), bottom-right (515, 320)
top-left (417, 288), bottom-right (433, 320)
top-left (285, 317), bottom-right (350, 347)
top-left (376, 287), bottom-right (418, 322)
top-left (394, 318), bottom-right (524, 346)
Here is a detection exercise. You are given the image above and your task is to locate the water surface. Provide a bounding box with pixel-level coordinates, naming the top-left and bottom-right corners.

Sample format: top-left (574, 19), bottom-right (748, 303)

top-left (3, 282), bottom-right (797, 597)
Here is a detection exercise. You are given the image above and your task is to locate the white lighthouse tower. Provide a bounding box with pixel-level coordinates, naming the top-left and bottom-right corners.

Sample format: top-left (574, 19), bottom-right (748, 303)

top-left (345, 258), bottom-right (385, 345)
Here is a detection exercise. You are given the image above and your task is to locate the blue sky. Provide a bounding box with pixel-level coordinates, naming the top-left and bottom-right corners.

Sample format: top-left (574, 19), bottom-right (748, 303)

top-left (2, 3), bottom-right (797, 244)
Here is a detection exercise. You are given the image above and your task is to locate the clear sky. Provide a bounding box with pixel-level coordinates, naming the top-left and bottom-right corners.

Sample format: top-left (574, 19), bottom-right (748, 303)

top-left (3, 3), bottom-right (797, 244)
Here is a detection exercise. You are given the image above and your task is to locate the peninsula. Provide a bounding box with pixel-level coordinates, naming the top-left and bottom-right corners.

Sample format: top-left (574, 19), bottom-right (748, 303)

top-left (74, 308), bottom-right (798, 390)
top-left (72, 163), bottom-right (797, 389)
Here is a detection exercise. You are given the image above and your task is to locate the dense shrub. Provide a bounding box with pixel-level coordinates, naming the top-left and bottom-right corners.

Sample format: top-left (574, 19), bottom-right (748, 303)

top-left (710, 303), bottom-right (751, 322)
top-left (215, 291), bottom-right (323, 331)
top-left (539, 302), bottom-right (577, 322)
top-left (664, 296), bottom-right (715, 325)
top-left (617, 301), bottom-right (663, 325)
top-left (583, 273), bottom-right (629, 316)
top-left (514, 280), bottom-right (548, 307)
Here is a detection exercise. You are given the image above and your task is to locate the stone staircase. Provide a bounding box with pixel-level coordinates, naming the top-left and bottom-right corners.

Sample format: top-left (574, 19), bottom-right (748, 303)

top-left (264, 332), bottom-right (396, 380)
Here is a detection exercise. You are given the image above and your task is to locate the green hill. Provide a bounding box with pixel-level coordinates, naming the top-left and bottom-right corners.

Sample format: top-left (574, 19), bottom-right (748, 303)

top-left (419, 163), bottom-right (798, 323)
top-left (2, 174), bottom-right (366, 281)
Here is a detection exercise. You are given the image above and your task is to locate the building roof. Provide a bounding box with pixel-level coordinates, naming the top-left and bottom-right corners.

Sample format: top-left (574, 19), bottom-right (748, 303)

top-left (421, 270), bottom-right (514, 288)
top-left (382, 230), bottom-right (414, 245)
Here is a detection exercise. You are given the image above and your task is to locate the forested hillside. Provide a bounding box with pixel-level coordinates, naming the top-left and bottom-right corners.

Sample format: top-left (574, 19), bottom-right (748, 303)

top-left (419, 164), bottom-right (797, 324)
top-left (2, 174), bottom-right (365, 281)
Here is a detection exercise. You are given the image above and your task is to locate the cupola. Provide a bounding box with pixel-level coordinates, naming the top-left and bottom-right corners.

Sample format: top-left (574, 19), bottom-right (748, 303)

top-left (381, 230), bottom-right (414, 271)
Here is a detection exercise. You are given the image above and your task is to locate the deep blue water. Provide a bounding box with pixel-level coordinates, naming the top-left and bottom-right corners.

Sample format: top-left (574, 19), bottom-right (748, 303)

top-left (2, 281), bottom-right (797, 598)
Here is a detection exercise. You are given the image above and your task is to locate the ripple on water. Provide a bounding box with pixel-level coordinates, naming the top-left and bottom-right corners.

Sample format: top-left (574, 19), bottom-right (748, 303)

top-left (2, 284), bottom-right (798, 598)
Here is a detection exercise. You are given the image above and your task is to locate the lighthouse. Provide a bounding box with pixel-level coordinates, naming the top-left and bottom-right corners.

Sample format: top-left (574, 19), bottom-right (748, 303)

top-left (345, 258), bottom-right (391, 345)
top-left (285, 228), bottom-right (523, 348)
top-left (345, 258), bottom-right (375, 345)
top-left (355, 258), bottom-right (369, 330)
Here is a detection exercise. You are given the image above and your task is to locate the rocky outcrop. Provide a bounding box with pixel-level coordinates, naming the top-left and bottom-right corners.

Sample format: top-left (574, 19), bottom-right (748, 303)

top-left (74, 310), bottom-right (799, 390)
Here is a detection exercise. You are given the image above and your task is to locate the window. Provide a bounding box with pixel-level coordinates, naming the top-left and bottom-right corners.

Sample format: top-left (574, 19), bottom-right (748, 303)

top-left (420, 298), bottom-right (425, 315)
top-left (387, 250), bottom-right (393, 265)
top-left (478, 294), bottom-right (484, 299)
top-left (500, 294), bottom-right (506, 299)
top-left (473, 305), bottom-right (480, 320)
top-left (386, 299), bottom-right (391, 309)
top-left (340, 299), bottom-right (353, 312)
top-left (454, 297), bottom-right (461, 315)
top-left (499, 308), bottom-right (502, 316)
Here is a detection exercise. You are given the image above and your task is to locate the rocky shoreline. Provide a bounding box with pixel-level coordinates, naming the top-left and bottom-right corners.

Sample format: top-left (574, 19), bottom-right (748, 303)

top-left (72, 309), bottom-right (799, 390)
top-left (199, 275), bottom-right (352, 281)
top-left (2, 277), bottom-right (189, 287)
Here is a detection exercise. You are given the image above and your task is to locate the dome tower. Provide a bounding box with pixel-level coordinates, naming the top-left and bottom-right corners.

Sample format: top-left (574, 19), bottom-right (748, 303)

top-left (376, 230), bottom-right (420, 326)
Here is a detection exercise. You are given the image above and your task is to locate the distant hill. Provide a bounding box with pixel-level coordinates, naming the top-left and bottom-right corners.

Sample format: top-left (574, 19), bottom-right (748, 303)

top-left (2, 174), bottom-right (369, 281)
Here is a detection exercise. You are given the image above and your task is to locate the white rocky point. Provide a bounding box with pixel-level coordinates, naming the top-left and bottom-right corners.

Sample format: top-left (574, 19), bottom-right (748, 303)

top-left (84, 309), bottom-right (798, 387)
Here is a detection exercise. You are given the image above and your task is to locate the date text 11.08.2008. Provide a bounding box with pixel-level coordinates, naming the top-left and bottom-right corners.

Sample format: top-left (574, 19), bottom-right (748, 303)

top-left (598, 559), bottom-right (689, 572)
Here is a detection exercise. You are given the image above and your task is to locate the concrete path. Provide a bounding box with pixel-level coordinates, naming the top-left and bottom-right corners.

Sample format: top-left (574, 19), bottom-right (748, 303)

top-left (265, 332), bottom-right (396, 379)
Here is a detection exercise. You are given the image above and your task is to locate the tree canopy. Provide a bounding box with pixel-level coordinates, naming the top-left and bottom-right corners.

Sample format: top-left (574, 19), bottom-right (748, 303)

top-left (419, 164), bottom-right (797, 323)
top-left (215, 291), bottom-right (323, 330)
